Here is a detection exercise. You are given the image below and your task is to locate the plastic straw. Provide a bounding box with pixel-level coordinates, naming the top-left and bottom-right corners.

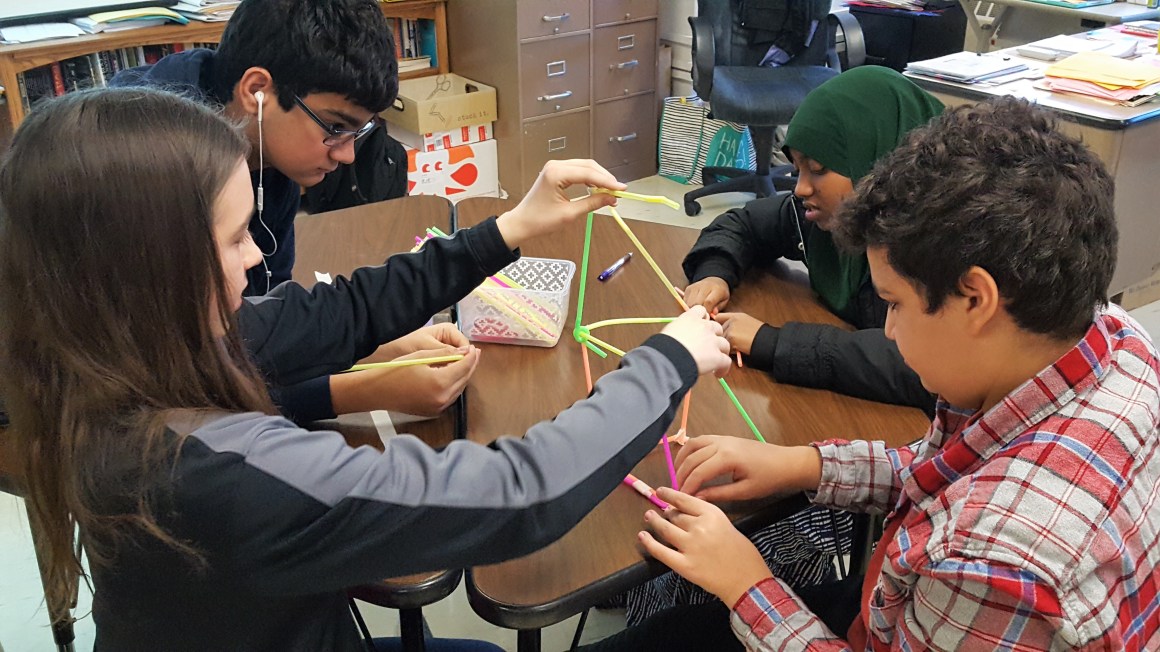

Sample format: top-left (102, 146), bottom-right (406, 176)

top-left (718, 378), bottom-right (765, 443)
top-left (584, 317), bottom-right (675, 331)
top-left (680, 391), bottom-right (691, 436)
top-left (346, 354), bottom-right (465, 372)
top-left (592, 187), bottom-right (681, 211)
top-left (608, 208), bottom-right (689, 312)
top-left (581, 343), bottom-right (594, 394)
top-left (660, 433), bottom-right (678, 490)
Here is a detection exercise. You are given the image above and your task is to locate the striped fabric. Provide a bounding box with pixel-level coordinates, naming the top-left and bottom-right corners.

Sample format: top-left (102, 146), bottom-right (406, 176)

top-left (730, 305), bottom-right (1160, 651)
top-left (625, 506), bottom-right (853, 626)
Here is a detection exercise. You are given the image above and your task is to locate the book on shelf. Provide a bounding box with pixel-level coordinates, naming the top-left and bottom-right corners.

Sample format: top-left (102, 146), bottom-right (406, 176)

top-left (13, 42), bottom-right (218, 113)
top-left (398, 55), bottom-right (432, 73)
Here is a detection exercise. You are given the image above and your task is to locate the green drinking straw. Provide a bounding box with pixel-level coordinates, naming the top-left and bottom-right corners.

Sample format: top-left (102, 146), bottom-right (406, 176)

top-left (717, 378), bottom-right (766, 443)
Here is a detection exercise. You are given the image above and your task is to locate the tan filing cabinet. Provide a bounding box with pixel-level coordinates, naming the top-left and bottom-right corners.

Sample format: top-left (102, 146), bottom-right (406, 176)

top-left (447, 0), bottom-right (659, 196)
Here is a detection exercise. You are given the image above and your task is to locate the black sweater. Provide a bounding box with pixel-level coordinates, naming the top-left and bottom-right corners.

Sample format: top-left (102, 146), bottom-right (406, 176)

top-left (683, 193), bottom-right (934, 414)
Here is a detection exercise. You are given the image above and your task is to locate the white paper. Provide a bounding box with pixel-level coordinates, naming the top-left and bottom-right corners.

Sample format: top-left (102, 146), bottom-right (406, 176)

top-left (0, 22), bottom-right (84, 44)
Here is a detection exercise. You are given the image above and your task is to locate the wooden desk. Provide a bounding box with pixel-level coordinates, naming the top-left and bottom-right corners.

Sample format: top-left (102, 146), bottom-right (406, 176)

top-left (455, 198), bottom-right (930, 650)
top-left (959, 0), bottom-right (1159, 53)
top-left (292, 194), bottom-right (460, 450)
top-left (293, 195), bottom-right (462, 651)
top-left (903, 30), bottom-right (1160, 296)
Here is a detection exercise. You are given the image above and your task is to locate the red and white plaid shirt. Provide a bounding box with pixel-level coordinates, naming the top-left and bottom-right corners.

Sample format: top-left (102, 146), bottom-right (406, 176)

top-left (731, 305), bottom-right (1160, 651)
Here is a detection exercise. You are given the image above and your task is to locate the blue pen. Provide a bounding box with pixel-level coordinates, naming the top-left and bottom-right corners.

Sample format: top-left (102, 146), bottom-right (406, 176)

top-left (597, 252), bottom-right (633, 281)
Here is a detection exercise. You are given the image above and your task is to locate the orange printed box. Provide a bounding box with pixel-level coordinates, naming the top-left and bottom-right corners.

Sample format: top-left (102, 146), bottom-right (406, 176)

top-left (406, 139), bottom-right (499, 200)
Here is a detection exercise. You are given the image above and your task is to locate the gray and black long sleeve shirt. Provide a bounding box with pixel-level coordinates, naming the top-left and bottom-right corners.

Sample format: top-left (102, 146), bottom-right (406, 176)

top-left (90, 219), bottom-right (698, 650)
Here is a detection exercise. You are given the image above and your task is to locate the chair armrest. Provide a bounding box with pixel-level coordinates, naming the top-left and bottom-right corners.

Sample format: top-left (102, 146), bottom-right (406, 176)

top-left (827, 11), bottom-right (866, 71)
top-left (688, 15), bottom-right (716, 99)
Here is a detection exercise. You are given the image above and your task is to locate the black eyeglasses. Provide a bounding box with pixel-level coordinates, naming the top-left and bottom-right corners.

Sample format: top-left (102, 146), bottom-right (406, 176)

top-left (293, 95), bottom-right (377, 147)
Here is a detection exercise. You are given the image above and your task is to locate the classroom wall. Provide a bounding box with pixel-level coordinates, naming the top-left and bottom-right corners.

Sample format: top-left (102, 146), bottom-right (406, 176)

top-left (964, 5), bottom-right (1105, 51)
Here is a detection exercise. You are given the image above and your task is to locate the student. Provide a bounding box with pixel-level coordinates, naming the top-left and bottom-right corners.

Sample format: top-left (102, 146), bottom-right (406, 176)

top-left (586, 97), bottom-right (1160, 651)
top-left (682, 66), bottom-right (940, 412)
top-left (624, 66), bottom-right (944, 628)
top-left (0, 88), bottom-right (734, 651)
top-left (110, 0), bottom-right (473, 425)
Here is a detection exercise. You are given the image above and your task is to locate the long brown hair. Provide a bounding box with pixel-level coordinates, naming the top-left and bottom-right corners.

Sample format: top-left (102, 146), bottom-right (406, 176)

top-left (0, 88), bottom-right (276, 621)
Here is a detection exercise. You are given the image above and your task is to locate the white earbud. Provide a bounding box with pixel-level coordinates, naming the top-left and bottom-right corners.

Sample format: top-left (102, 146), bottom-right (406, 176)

top-left (255, 89), bottom-right (266, 216)
top-left (252, 88), bottom-right (275, 293)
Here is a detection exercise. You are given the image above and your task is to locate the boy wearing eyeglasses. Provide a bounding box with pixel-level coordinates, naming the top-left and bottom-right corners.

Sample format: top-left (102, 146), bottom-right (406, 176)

top-left (109, 0), bottom-right (477, 425)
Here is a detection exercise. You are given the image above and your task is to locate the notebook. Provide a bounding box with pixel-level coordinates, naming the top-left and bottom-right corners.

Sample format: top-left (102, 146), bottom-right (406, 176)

top-left (906, 52), bottom-right (1029, 83)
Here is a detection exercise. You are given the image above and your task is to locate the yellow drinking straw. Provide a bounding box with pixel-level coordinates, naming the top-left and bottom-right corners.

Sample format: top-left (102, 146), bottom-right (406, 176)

top-left (346, 354), bottom-right (465, 372)
top-left (591, 187), bottom-right (681, 211)
top-left (608, 207), bottom-right (689, 311)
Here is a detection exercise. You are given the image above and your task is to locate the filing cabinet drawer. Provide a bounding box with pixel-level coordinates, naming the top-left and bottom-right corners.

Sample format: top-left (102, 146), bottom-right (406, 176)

top-left (520, 34), bottom-right (591, 119)
top-left (594, 0), bottom-right (658, 26)
top-left (521, 111), bottom-right (591, 192)
top-left (594, 94), bottom-right (657, 170)
top-left (593, 21), bottom-right (656, 102)
top-left (518, 0), bottom-right (590, 39)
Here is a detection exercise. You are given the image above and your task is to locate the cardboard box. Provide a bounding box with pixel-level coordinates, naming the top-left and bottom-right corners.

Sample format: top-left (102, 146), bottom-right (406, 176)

top-left (384, 73), bottom-right (497, 134)
top-left (1118, 266), bottom-right (1160, 311)
top-left (392, 122), bottom-right (494, 153)
top-left (407, 139), bottom-right (499, 200)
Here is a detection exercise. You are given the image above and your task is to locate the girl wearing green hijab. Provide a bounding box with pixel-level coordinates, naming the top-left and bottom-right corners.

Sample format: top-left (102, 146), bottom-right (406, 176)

top-left (683, 65), bottom-right (944, 412)
top-left (592, 67), bottom-right (944, 647)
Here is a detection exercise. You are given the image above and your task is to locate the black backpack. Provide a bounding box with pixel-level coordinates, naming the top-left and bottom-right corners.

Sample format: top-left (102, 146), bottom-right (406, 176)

top-left (303, 124), bottom-right (409, 213)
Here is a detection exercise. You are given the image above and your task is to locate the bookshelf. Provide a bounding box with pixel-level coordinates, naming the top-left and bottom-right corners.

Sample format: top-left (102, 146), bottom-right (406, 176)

top-left (0, 0), bottom-right (448, 136)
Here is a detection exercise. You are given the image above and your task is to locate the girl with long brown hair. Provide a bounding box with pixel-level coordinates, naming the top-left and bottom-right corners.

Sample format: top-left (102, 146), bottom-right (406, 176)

top-left (0, 87), bottom-right (732, 651)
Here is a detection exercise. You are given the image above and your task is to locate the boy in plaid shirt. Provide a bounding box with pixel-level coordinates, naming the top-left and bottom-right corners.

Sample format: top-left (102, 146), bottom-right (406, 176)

top-left (586, 98), bottom-right (1160, 650)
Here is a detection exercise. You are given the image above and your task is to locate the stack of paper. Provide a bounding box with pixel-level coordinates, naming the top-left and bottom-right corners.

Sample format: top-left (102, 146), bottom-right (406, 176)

top-left (71, 8), bottom-right (188, 34)
top-left (1016, 34), bottom-right (1139, 61)
top-left (0, 23), bottom-right (84, 44)
top-left (905, 52), bottom-right (1029, 83)
top-left (174, 0), bottom-right (241, 22)
top-left (1119, 20), bottom-right (1160, 39)
top-left (1042, 51), bottom-right (1160, 106)
top-left (847, 0), bottom-right (927, 10)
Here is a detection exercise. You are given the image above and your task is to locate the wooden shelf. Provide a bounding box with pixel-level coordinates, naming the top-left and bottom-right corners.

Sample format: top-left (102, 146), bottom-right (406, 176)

top-left (0, 0), bottom-right (448, 130)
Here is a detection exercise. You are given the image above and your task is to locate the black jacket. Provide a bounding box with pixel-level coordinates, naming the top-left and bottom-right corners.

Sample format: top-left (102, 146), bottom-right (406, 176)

top-left (683, 193), bottom-right (934, 414)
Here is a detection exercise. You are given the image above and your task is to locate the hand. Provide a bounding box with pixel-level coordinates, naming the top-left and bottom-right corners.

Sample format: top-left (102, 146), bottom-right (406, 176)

top-left (675, 435), bottom-right (821, 501)
top-left (659, 306), bottom-right (732, 377)
top-left (495, 159), bottom-right (626, 249)
top-left (330, 345), bottom-right (481, 417)
top-left (638, 488), bottom-right (772, 607)
top-left (683, 277), bottom-right (731, 313)
top-left (713, 312), bottom-right (765, 356)
top-left (380, 323), bottom-right (469, 360)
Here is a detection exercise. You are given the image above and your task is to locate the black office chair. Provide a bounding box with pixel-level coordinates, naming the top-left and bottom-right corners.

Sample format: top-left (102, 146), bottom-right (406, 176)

top-left (684, 1), bottom-right (866, 216)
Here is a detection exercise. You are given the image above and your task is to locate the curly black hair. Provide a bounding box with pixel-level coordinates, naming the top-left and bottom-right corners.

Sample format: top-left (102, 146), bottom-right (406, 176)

top-left (835, 97), bottom-right (1116, 340)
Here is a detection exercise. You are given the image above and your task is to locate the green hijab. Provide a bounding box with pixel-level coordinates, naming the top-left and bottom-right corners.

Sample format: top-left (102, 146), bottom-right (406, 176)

top-left (782, 66), bottom-right (944, 324)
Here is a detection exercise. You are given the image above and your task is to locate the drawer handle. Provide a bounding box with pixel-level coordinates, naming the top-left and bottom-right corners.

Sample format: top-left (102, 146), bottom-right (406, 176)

top-left (542, 13), bottom-right (570, 22)
top-left (547, 60), bottom-right (567, 78)
top-left (548, 137), bottom-right (567, 152)
top-left (609, 132), bottom-right (638, 143)
top-left (617, 34), bottom-right (636, 50)
top-left (538, 91), bottom-right (573, 101)
top-left (611, 59), bottom-right (639, 70)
